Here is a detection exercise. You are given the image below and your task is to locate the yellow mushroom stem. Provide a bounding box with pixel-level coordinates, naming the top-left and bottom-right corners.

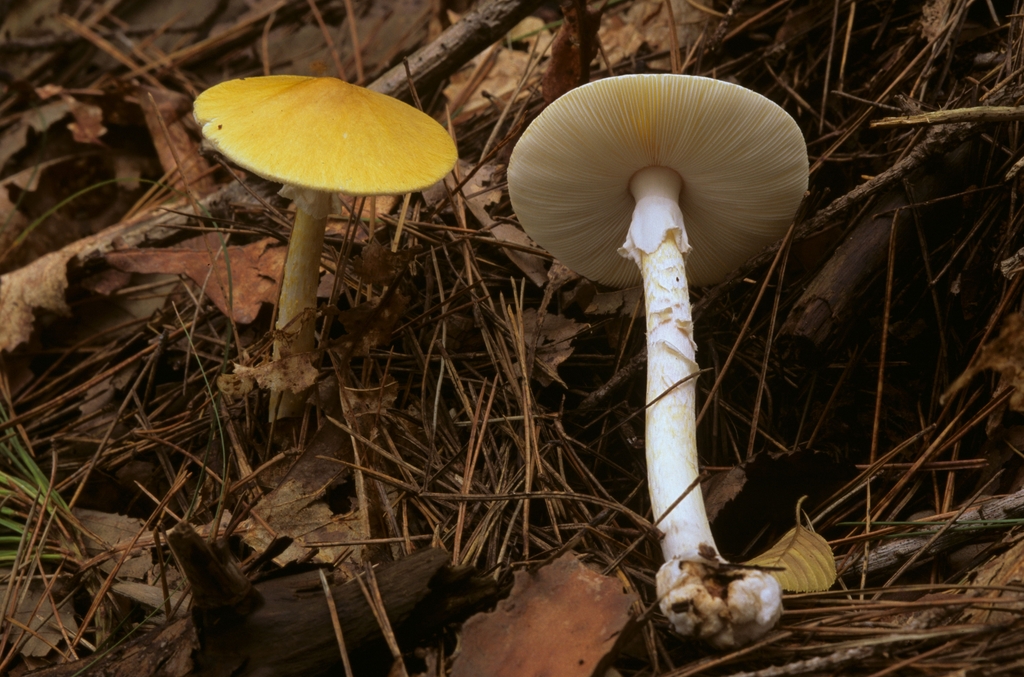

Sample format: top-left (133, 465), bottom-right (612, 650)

top-left (269, 190), bottom-right (330, 420)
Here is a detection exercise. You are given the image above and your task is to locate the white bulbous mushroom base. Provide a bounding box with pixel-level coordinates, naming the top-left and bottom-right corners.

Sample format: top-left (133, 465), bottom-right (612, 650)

top-left (657, 555), bottom-right (782, 650)
top-left (622, 167), bottom-right (782, 649)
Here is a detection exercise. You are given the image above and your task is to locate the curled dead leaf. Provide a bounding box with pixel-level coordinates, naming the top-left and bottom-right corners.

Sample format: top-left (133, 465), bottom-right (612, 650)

top-left (522, 308), bottom-right (588, 386)
top-left (962, 535), bottom-right (1024, 625)
top-left (444, 47), bottom-right (530, 120)
top-left (744, 496), bottom-right (836, 592)
top-left (946, 313), bottom-right (1024, 411)
top-left (137, 85), bottom-right (214, 193)
top-left (340, 381), bottom-right (398, 419)
top-left (65, 95), bottom-right (108, 145)
top-left (352, 240), bottom-right (415, 286)
top-left (217, 372), bottom-right (254, 399)
top-left (457, 160), bottom-right (549, 287)
top-left (335, 291), bottom-right (409, 356)
top-left (0, 100), bottom-right (72, 171)
top-left (542, 0), bottom-right (602, 104)
top-left (0, 248), bottom-right (74, 352)
top-left (452, 553), bottom-right (636, 677)
top-left (231, 355), bottom-right (318, 395)
top-left (583, 287), bottom-right (643, 317)
top-left (106, 235), bottom-right (286, 324)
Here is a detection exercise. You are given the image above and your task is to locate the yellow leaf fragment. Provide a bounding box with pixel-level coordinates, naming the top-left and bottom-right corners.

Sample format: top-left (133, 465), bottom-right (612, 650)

top-left (744, 497), bottom-right (836, 593)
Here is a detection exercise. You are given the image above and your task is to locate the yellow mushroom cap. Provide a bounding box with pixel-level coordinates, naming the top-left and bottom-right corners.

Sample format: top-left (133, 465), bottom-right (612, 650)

top-left (194, 75), bottom-right (457, 196)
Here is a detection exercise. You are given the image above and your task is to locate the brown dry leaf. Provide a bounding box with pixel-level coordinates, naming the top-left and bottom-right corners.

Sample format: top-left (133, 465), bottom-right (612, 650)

top-left (137, 85), bottom-right (214, 194)
top-left (352, 240), bottom-right (416, 286)
top-left (963, 534), bottom-right (1024, 625)
top-left (113, 581), bottom-right (189, 622)
top-left (584, 287), bottom-right (643, 317)
top-left (242, 422), bottom-right (366, 566)
top-left (339, 194), bottom-right (398, 221)
top-left (113, 153), bottom-right (146, 191)
top-left (74, 274), bottom-right (178, 353)
top-left (542, 1), bottom-right (602, 104)
top-left (0, 0), bottom-right (68, 83)
top-left (508, 16), bottom-right (555, 54)
top-left (244, 481), bottom-right (365, 565)
top-left (0, 100), bottom-right (74, 172)
top-left (522, 308), bottom-right (588, 386)
top-left (64, 95), bottom-right (107, 146)
top-left (336, 291), bottom-right (409, 356)
top-left (217, 372), bottom-right (254, 399)
top-left (444, 47), bottom-right (531, 120)
top-left (451, 552), bottom-right (636, 677)
top-left (340, 381), bottom-right (399, 421)
top-left (230, 355), bottom-right (318, 395)
top-left (0, 187), bottom-right (30, 255)
top-left (461, 161), bottom-right (503, 220)
top-left (744, 497), bottom-right (836, 592)
top-left (599, 0), bottom-right (706, 68)
top-left (325, 215), bottom-right (371, 242)
top-left (0, 210), bottom-right (182, 352)
top-left (34, 84), bottom-right (64, 100)
top-left (774, 5), bottom-right (819, 46)
top-left (77, 363), bottom-right (138, 417)
top-left (75, 508), bottom-right (151, 580)
top-left (921, 0), bottom-right (952, 41)
top-left (0, 247), bottom-right (76, 352)
top-left (261, 0), bottom-right (431, 81)
top-left (946, 313), bottom-right (1024, 411)
top-left (460, 160), bottom-right (548, 286)
top-left (80, 268), bottom-right (133, 296)
top-left (0, 189), bottom-right (240, 352)
top-left (0, 578), bottom-right (79, 658)
top-left (106, 235), bottom-right (286, 324)
top-left (0, 156), bottom-right (78, 261)
top-left (703, 466), bottom-right (748, 524)
top-left (317, 271), bottom-right (338, 299)
top-left (598, 7), bottom-right (649, 65)
top-left (546, 261), bottom-right (579, 291)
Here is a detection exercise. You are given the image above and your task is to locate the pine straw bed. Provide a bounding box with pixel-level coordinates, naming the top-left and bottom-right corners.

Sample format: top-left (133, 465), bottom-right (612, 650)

top-left (3, 0), bottom-right (1024, 675)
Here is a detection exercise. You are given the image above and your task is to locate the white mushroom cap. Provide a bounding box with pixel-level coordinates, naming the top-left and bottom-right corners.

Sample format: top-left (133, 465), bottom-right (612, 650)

top-left (507, 74), bottom-right (808, 288)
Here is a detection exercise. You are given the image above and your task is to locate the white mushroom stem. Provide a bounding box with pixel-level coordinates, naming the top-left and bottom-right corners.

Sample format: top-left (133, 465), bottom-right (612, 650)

top-left (621, 166), bottom-right (782, 649)
top-left (269, 188), bottom-right (330, 420)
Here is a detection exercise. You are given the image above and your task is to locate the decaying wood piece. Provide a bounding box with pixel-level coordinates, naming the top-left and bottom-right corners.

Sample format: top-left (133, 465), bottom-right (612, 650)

top-left (841, 487), bottom-right (1024, 581)
top-left (195, 548), bottom-right (457, 676)
top-left (778, 142), bottom-right (975, 357)
top-left (166, 523), bottom-right (253, 610)
top-left (369, 0), bottom-right (546, 100)
top-left (871, 106), bottom-right (1024, 128)
top-left (577, 349), bottom-right (646, 410)
top-left (27, 548), bottom-right (496, 677)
